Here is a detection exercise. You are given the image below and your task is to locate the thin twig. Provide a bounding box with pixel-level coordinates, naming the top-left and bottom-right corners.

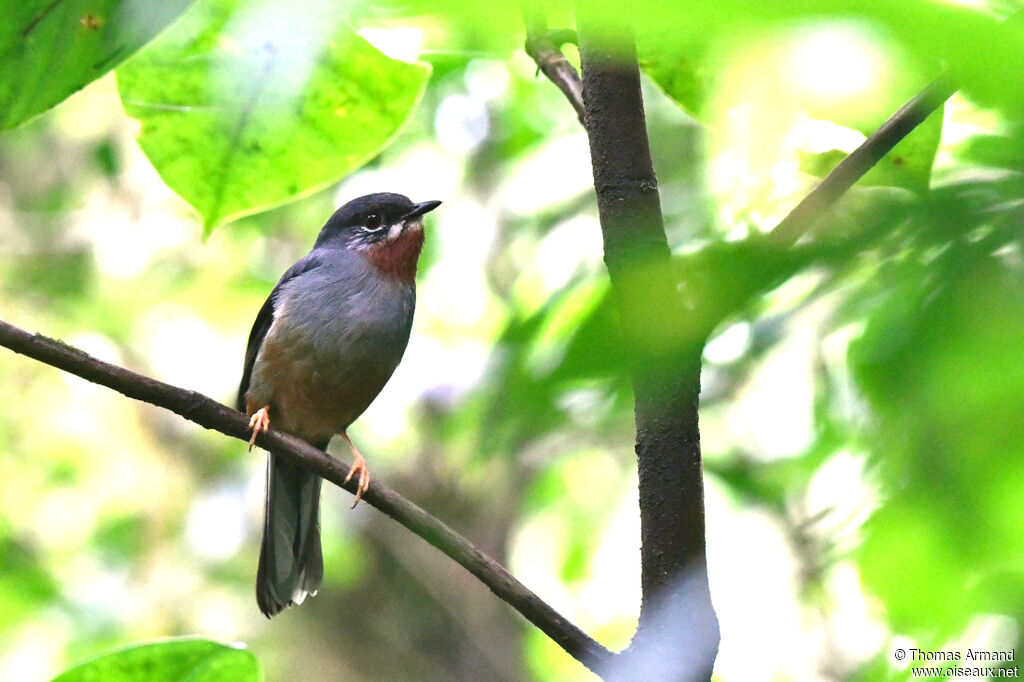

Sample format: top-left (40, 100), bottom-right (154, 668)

top-left (522, 2), bottom-right (586, 125)
top-left (768, 73), bottom-right (957, 247)
top-left (0, 318), bottom-right (614, 673)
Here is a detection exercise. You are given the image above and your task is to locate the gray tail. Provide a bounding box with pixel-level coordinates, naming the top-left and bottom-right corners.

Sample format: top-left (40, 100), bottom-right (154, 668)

top-left (256, 451), bottom-right (324, 617)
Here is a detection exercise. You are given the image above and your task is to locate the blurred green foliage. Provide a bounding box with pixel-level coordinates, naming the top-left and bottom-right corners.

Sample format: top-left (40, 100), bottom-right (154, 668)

top-left (1, 0), bottom-right (1023, 681)
top-left (850, 177), bottom-right (1024, 640)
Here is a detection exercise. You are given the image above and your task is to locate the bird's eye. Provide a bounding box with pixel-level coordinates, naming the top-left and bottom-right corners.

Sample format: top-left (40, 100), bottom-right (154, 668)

top-left (363, 214), bottom-right (383, 231)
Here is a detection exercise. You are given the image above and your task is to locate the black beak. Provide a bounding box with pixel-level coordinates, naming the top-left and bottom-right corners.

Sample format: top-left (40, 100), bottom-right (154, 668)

top-left (403, 200), bottom-right (442, 221)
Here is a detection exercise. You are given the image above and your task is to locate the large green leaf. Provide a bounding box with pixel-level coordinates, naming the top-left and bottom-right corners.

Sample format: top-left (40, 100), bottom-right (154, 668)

top-left (0, 0), bottom-right (194, 130)
top-left (51, 638), bottom-right (260, 682)
top-left (116, 0), bottom-right (430, 232)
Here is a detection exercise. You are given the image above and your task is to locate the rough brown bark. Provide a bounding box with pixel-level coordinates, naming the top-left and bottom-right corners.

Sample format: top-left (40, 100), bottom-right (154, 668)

top-left (576, 7), bottom-right (719, 680)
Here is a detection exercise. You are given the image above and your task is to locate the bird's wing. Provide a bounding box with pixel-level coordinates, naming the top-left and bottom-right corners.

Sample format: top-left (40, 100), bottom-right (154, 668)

top-left (236, 253), bottom-right (325, 412)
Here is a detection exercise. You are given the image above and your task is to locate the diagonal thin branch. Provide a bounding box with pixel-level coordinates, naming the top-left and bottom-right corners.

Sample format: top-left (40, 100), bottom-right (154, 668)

top-left (523, 2), bottom-right (586, 125)
top-left (768, 73), bottom-right (957, 247)
top-left (0, 318), bottom-right (614, 674)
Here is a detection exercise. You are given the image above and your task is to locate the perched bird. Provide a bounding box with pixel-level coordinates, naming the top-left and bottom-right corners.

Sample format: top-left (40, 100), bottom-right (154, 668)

top-left (237, 192), bottom-right (441, 617)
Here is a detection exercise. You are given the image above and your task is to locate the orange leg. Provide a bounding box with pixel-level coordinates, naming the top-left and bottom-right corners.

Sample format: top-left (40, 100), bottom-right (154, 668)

top-left (247, 406), bottom-right (270, 451)
top-left (340, 431), bottom-right (371, 508)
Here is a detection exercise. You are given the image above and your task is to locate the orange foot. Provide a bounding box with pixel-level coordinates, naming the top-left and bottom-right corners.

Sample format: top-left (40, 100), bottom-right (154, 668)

top-left (340, 431), bottom-right (371, 508)
top-left (248, 406), bottom-right (270, 451)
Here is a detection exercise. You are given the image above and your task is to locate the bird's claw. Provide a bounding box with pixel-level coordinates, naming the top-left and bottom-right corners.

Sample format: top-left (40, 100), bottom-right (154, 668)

top-left (247, 407), bottom-right (270, 451)
top-left (344, 452), bottom-right (371, 508)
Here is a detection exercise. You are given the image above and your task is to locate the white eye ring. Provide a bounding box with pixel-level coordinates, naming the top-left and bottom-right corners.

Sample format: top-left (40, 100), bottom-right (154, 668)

top-left (360, 224), bottom-right (385, 233)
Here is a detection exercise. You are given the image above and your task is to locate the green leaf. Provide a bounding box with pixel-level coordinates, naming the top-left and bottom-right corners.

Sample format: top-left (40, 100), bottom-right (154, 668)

top-left (116, 0), bottom-right (430, 232)
top-left (799, 105), bottom-right (944, 195)
top-left (51, 637), bottom-right (260, 682)
top-left (637, 21), bottom-right (732, 120)
top-left (633, 0), bottom-right (1024, 115)
top-left (0, 0), bottom-right (194, 130)
top-left (640, 5), bottom-right (947, 195)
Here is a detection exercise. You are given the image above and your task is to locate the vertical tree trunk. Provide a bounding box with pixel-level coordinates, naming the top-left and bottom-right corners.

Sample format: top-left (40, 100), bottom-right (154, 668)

top-left (576, 5), bottom-right (719, 680)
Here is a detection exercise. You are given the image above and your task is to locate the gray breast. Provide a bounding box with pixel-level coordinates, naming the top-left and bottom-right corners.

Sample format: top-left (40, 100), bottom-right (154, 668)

top-left (248, 249), bottom-right (416, 441)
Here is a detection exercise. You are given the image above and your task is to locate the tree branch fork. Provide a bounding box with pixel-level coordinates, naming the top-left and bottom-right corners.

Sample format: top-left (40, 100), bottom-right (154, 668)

top-left (522, 8), bottom-right (960, 682)
top-left (0, 319), bottom-right (614, 674)
top-left (522, 19), bottom-right (955, 250)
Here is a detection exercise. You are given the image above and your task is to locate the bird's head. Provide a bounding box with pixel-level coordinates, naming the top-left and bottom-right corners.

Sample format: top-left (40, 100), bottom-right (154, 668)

top-left (315, 192), bottom-right (441, 283)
